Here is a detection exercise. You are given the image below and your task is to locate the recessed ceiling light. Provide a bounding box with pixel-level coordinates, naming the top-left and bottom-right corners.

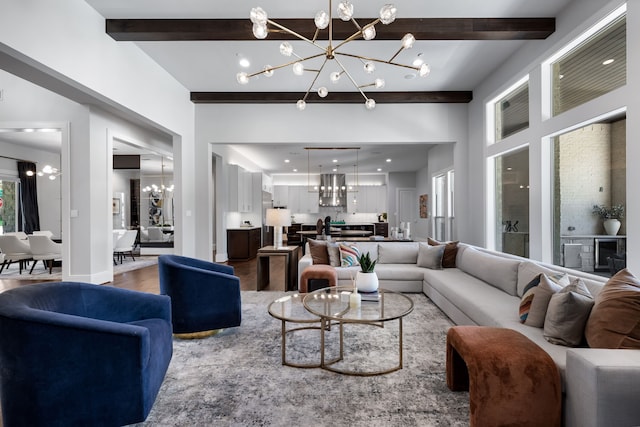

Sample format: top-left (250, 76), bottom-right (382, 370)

top-left (559, 74), bottom-right (564, 79)
top-left (284, 159), bottom-right (290, 163)
top-left (332, 159), bottom-right (338, 163)
top-left (293, 168), bottom-right (298, 172)
top-left (412, 53), bottom-right (424, 67)
top-left (377, 168), bottom-right (382, 172)
top-left (602, 58), bottom-right (615, 65)
top-left (507, 167), bottom-right (513, 171)
top-left (404, 74), bottom-right (416, 80)
top-left (386, 158), bottom-right (392, 162)
top-left (332, 168), bottom-right (338, 172)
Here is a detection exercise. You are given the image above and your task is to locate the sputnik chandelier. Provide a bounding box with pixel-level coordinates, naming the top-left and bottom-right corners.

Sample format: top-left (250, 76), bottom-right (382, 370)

top-left (236, 0), bottom-right (430, 110)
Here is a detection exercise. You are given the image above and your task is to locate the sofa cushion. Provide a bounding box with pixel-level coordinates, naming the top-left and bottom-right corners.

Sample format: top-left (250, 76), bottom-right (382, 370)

top-left (308, 239), bottom-right (329, 265)
top-left (519, 273), bottom-right (570, 326)
top-left (428, 238), bottom-right (459, 268)
top-left (517, 261), bottom-right (564, 297)
top-left (417, 243), bottom-right (444, 269)
top-left (457, 247), bottom-right (521, 296)
top-left (544, 279), bottom-right (594, 347)
top-left (585, 269), bottom-right (640, 349)
top-left (339, 243), bottom-right (360, 267)
top-left (352, 242), bottom-right (379, 262)
top-left (378, 242), bottom-right (419, 264)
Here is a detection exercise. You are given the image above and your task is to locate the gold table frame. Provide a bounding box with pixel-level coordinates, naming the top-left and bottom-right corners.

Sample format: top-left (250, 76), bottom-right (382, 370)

top-left (303, 286), bottom-right (414, 376)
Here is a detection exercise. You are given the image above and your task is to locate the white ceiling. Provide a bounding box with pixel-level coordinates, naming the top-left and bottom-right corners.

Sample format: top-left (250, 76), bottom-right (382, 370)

top-left (10, 1), bottom-right (576, 176)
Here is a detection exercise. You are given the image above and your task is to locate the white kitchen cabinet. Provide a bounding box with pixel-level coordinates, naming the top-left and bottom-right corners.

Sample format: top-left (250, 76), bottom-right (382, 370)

top-left (273, 185), bottom-right (289, 208)
top-left (288, 186), bottom-right (319, 213)
top-left (347, 186), bottom-right (387, 213)
top-left (228, 164), bottom-right (253, 212)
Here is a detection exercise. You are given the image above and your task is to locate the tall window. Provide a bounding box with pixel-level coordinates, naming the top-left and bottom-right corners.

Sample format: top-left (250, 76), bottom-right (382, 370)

top-left (432, 170), bottom-right (455, 241)
top-left (552, 120), bottom-right (626, 268)
top-left (495, 81), bottom-right (529, 141)
top-left (0, 179), bottom-right (19, 234)
top-left (552, 14), bottom-right (626, 116)
top-left (494, 148), bottom-right (529, 257)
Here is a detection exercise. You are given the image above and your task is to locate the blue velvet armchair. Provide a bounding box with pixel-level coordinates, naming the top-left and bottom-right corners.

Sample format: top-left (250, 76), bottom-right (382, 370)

top-left (0, 282), bottom-right (173, 427)
top-left (158, 255), bottom-right (242, 334)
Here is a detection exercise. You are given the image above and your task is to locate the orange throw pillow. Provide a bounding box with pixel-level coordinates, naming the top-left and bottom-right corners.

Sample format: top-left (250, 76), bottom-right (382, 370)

top-left (427, 238), bottom-right (459, 268)
top-left (585, 269), bottom-right (640, 349)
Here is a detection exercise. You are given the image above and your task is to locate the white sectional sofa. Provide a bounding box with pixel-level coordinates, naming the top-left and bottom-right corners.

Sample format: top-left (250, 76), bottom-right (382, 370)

top-left (298, 240), bottom-right (640, 427)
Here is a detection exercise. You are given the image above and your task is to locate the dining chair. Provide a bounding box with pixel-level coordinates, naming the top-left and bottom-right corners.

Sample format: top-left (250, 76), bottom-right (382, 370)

top-left (33, 230), bottom-right (54, 239)
top-left (27, 235), bottom-right (62, 274)
top-left (114, 229), bottom-right (138, 263)
top-left (0, 235), bottom-right (33, 274)
top-left (3, 231), bottom-right (28, 240)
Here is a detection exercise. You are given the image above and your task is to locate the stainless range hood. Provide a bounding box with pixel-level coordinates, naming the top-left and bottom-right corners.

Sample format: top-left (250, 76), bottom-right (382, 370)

top-left (319, 174), bottom-right (346, 207)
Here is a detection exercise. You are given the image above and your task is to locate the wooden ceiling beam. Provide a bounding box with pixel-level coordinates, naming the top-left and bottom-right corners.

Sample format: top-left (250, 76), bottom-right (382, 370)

top-left (107, 18), bottom-right (554, 42)
top-left (190, 91), bottom-right (473, 104)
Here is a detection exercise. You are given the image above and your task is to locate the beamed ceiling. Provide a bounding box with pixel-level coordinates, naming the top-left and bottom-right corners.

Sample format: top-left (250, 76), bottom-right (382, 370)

top-left (106, 17), bottom-right (555, 104)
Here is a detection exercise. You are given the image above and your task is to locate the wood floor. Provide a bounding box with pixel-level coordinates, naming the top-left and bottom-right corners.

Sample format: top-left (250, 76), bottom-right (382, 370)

top-left (0, 255), bottom-right (290, 294)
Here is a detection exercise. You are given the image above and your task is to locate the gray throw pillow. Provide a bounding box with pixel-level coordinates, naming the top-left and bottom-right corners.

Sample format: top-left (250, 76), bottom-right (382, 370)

top-left (544, 279), bottom-right (594, 346)
top-left (416, 243), bottom-right (444, 270)
top-left (523, 273), bottom-right (569, 327)
top-left (327, 242), bottom-right (341, 267)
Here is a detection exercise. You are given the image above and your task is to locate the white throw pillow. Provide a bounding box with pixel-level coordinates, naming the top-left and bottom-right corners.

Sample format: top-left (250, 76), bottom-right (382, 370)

top-left (416, 243), bottom-right (445, 270)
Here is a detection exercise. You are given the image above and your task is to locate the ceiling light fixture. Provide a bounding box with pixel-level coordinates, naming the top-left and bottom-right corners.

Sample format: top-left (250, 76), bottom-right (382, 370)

top-left (26, 164), bottom-right (62, 180)
top-left (237, 1), bottom-right (430, 110)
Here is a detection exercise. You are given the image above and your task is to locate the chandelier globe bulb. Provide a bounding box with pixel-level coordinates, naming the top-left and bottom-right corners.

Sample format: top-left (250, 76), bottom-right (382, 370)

top-left (293, 62), bottom-right (305, 76)
top-left (401, 33), bottom-right (415, 49)
top-left (252, 23), bottom-right (268, 39)
top-left (263, 65), bottom-right (274, 77)
top-left (330, 71), bottom-right (341, 83)
top-left (379, 4), bottom-right (397, 25)
top-left (315, 10), bottom-right (330, 29)
top-left (418, 63), bottom-right (431, 77)
top-left (236, 72), bottom-right (249, 85)
top-left (364, 62), bottom-right (376, 74)
top-left (279, 42), bottom-right (293, 57)
top-left (250, 7), bottom-right (268, 25)
top-left (296, 100), bottom-right (306, 111)
top-left (362, 24), bottom-right (376, 40)
top-left (365, 99), bottom-right (376, 110)
top-left (337, 1), bottom-right (354, 21)
top-left (374, 78), bottom-right (385, 89)
top-left (318, 87), bottom-right (329, 98)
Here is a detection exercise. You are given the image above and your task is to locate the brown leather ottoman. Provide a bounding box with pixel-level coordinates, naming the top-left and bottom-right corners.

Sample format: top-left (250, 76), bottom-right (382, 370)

top-left (446, 326), bottom-right (561, 427)
top-left (299, 265), bottom-right (337, 293)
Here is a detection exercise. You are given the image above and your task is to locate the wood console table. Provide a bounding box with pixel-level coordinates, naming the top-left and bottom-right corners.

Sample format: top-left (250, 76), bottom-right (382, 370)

top-left (257, 246), bottom-right (300, 291)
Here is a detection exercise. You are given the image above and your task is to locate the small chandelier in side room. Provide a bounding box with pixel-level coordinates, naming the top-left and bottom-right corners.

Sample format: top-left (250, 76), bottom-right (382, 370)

top-left (236, 0), bottom-right (430, 110)
top-left (26, 165), bottom-right (62, 180)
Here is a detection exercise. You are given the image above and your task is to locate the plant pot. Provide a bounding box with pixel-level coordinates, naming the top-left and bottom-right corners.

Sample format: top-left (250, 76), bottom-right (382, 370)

top-left (356, 271), bottom-right (379, 293)
top-left (603, 219), bottom-right (621, 236)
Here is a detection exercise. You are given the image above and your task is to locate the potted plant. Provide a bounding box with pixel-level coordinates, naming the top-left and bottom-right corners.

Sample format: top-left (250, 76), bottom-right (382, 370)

top-left (356, 251), bottom-right (379, 292)
top-left (592, 204), bottom-right (625, 235)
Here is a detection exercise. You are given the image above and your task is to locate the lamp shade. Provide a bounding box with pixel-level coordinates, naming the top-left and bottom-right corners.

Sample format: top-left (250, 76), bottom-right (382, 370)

top-left (266, 208), bottom-right (291, 227)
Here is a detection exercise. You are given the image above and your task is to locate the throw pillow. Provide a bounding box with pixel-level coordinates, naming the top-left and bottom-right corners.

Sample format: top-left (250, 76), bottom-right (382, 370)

top-left (427, 238), bottom-right (459, 268)
top-left (327, 242), bottom-right (341, 267)
top-left (416, 243), bottom-right (445, 270)
top-left (308, 239), bottom-right (329, 265)
top-left (339, 243), bottom-right (360, 267)
top-left (543, 278), bottom-right (594, 346)
top-left (585, 269), bottom-right (640, 349)
top-left (519, 272), bottom-right (570, 327)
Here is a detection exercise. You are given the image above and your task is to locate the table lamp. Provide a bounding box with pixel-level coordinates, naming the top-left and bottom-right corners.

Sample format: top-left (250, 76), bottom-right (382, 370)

top-left (266, 208), bottom-right (291, 248)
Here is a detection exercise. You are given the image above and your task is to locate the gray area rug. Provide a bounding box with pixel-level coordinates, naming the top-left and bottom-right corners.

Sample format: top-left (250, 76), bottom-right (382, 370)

top-left (133, 291), bottom-right (469, 427)
top-left (0, 256), bottom-right (158, 280)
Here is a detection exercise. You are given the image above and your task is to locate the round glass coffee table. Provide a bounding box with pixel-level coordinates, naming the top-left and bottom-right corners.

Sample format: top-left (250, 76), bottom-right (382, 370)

top-left (267, 293), bottom-right (339, 368)
top-left (303, 286), bottom-right (414, 376)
